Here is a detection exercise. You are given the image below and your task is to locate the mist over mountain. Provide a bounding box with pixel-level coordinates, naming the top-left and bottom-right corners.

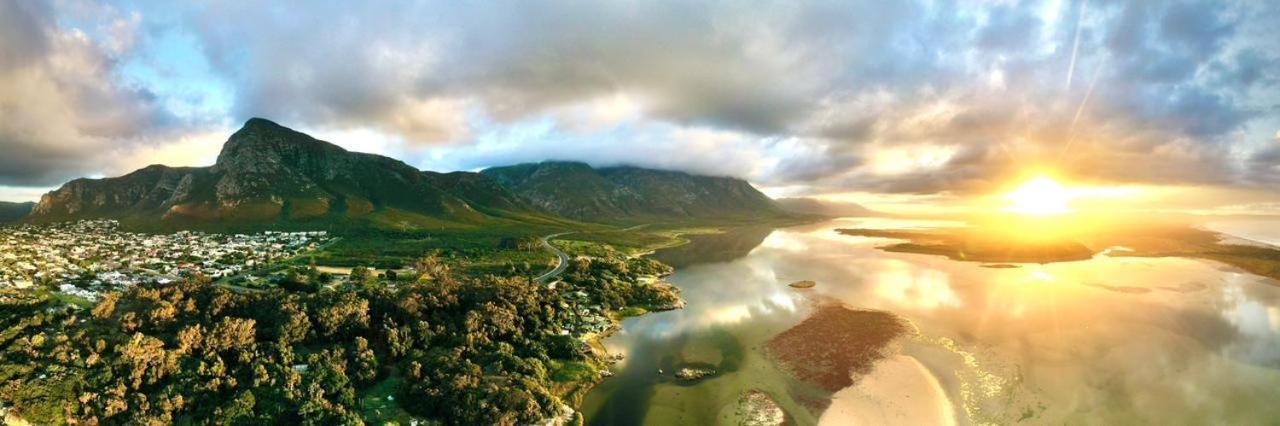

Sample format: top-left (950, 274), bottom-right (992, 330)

top-left (775, 197), bottom-right (875, 217)
top-left (482, 161), bottom-right (788, 224)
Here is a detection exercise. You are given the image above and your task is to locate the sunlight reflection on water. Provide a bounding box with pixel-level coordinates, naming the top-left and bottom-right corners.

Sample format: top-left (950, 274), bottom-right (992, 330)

top-left (583, 217), bottom-right (1280, 425)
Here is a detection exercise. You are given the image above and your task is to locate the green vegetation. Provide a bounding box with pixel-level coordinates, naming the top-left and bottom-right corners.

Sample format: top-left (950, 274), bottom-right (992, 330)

top-left (481, 161), bottom-right (793, 225)
top-left (0, 224), bottom-right (685, 425)
top-left (616, 306), bottom-right (648, 318)
top-left (549, 361), bottom-right (598, 383)
top-left (298, 226), bottom-right (563, 277)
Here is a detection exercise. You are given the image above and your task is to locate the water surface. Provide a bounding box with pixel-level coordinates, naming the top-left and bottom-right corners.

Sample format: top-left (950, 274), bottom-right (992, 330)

top-left (582, 218), bottom-right (1280, 424)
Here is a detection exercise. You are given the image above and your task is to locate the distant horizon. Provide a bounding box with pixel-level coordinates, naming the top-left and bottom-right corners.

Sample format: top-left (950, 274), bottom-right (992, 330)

top-left (4, 0), bottom-right (1280, 214)
top-left (6, 3), bottom-right (1280, 424)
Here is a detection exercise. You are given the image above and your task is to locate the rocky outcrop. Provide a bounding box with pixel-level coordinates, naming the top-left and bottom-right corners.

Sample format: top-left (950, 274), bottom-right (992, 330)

top-left (28, 118), bottom-right (536, 229)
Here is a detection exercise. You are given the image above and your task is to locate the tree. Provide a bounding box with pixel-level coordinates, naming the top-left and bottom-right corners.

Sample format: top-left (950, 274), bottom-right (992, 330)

top-left (92, 293), bottom-right (119, 320)
top-left (348, 267), bottom-right (371, 286)
top-left (350, 337), bottom-right (379, 385)
top-left (274, 303), bottom-right (311, 345)
top-left (315, 292), bottom-right (370, 339)
top-left (176, 324), bottom-right (206, 354)
top-left (307, 257), bottom-right (320, 282)
top-left (413, 253), bottom-right (450, 283)
top-left (207, 317), bottom-right (257, 353)
top-left (214, 390), bottom-right (257, 424)
top-left (119, 333), bottom-right (176, 390)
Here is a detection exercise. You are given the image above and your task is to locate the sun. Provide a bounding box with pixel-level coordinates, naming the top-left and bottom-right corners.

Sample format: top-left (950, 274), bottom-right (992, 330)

top-left (1005, 176), bottom-right (1074, 216)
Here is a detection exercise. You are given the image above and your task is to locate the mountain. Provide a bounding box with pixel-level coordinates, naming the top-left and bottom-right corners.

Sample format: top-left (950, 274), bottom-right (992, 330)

top-left (775, 197), bottom-right (875, 217)
top-left (29, 118), bottom-right (544, 230)
top-left (482, 161), bottom-right (788, 224)
top-left (0, 201), bottom-right (33, 224)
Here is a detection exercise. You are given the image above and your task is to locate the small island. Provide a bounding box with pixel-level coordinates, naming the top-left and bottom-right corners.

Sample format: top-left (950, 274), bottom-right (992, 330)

top-left (836, 218), bottom-right (1280, 284)
top-left (788, 280), bottom-right (817, 289)
top-left (674, 366), bottom-right (717, 382)
top-left (836, 228), bottom-right (1095, 263)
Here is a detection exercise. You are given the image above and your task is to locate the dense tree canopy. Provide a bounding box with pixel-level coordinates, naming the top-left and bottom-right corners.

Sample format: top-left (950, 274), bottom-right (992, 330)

top-left (0, 246), bottom-right (678, 425)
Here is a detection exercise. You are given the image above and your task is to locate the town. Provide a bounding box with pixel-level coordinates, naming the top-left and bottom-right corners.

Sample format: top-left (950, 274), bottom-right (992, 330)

top-left (0, 220), bottom-right (329, 302)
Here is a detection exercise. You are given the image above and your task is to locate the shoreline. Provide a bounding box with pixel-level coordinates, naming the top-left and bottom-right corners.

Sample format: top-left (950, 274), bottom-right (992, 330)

top-left (561, 217), bottom-right (832, 424)
top-left (818, 355), bottom-right (957, 426)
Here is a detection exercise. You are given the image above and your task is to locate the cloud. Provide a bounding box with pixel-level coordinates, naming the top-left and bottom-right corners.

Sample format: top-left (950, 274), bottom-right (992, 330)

top-left (3, 0), bottom-right (1280, 200)
top-left (0, 0), bottom-right (178, 186)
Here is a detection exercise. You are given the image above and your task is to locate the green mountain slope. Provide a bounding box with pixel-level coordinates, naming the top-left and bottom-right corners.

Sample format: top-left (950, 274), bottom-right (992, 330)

top-left (28, 118), bottom-right (546, 231)
top-left (482, 161), bottom-right (789, 224)
top-left (0, 201), bottom-right (33, 224)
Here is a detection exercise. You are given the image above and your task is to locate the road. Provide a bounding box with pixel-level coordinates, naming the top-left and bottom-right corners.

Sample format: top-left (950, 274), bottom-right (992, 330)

top-left (534, 232), bottom-right (575, 283)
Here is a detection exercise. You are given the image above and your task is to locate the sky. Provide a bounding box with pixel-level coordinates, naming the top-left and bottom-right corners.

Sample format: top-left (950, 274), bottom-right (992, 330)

top-left (1, 0), bottom-right (1278, 212)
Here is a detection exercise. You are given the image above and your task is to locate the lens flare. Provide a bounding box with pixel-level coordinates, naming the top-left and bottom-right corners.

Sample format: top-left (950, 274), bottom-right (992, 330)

top-left (1005, 177), bottom-right (1073, 216)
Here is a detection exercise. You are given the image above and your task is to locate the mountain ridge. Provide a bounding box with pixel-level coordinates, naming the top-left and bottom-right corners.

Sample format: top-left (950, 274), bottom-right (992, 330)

top-left (482, 161), bottom-right (789, 224)
top-left (27, 120), bottom-right (790, 230)
top-left (28, 118), bottom-right (542, 230)
top-left (775, 197), bottom-right (876, 217)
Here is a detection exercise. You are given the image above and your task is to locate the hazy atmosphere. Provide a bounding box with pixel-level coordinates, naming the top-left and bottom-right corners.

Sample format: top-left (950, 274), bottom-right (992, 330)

top-left (4, 1), bottom-right (1280, 425)
top-left (4, 0), bottom-right (1280, 212)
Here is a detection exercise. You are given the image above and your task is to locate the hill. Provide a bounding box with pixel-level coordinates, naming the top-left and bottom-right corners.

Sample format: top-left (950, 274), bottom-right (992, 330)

top-left (775, 197), bottom-right (875, 217)
top-left (28, 118), bottom-right (549, 231)
top-left (482, 161), bottom-right (789, 224)
top-left (0, 201), bottom-right (33, 224)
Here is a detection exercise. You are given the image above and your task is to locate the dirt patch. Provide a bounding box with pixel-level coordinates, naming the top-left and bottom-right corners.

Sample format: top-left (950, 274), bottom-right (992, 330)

top-left (765, 305), bottom-right (911, 392)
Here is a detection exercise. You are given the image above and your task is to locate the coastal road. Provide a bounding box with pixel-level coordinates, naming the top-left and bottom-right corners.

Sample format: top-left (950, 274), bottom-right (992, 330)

top-left (534, 232), bottom-right (575, 283)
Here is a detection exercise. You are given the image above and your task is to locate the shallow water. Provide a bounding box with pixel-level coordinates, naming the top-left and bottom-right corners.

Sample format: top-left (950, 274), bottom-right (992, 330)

top-left (581, 218), bottom-right (1280, 425)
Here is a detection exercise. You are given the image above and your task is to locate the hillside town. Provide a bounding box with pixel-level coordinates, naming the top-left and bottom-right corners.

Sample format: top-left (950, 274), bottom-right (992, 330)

top-left (0, 220), bottom-right (328, 301)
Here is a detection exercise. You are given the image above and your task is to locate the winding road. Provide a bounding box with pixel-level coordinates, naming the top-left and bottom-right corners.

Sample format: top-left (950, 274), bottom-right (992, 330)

top-left (534, 232), bottom-right (575, 283)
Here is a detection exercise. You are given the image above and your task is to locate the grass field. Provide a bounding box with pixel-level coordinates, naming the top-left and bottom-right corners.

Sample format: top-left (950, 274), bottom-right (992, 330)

top-left (359, 375), bottom-right (415, 425)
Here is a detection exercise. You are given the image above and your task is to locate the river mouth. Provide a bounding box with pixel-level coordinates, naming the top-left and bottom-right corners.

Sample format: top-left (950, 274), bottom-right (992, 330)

top-left (581, 218), bottom-right (1280, 425)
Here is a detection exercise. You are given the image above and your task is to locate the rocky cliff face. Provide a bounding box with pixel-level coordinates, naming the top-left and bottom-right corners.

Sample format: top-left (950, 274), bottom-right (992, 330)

top-left (29, 118), bottom-right (535, 229)
top-left (482, 161), bottom-right (788, 223)
top-left (32, 165), bottom-right (200, 218)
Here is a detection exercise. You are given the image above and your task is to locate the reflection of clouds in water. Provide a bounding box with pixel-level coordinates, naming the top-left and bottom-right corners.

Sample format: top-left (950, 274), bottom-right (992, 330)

top-left (1223, 273), bottom-right (1280, 335)
top-left (707, 305), bottom-right (752, 324)
top-left (759, 231), bottom-right (810, 252)
top-left (867, 259), bottom-right (962, 310)
top-left (1219, 272), bottom-right (1280, 365)
top-left (625, 251), bottom-right (806, 340)
top-left (597, 218), bottom-right (1280, 423)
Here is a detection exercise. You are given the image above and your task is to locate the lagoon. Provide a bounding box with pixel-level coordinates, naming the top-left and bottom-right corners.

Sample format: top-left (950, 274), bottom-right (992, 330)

top-left (582, 218), bottom-right (1280, 424)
